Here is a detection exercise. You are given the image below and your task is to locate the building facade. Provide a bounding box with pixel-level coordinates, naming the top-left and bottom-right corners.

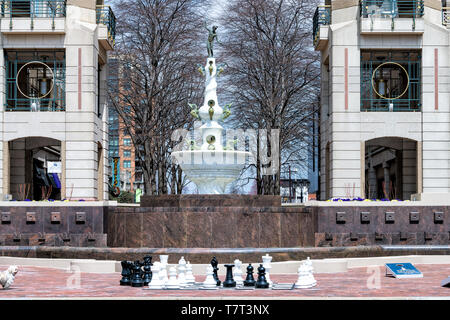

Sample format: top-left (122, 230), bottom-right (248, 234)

top-left (314, 0), bottom-right (450, 201)
top-left (0, 0), bottom-right (115, 201)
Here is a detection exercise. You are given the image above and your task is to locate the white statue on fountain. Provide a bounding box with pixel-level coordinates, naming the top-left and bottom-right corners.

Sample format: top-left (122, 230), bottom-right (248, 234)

top-left (171, 24), bottom-right (251, 194)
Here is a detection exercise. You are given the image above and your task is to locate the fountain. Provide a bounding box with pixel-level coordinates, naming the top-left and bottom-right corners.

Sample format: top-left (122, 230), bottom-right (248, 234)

top-left (171, 25), bottom-right (251, 194)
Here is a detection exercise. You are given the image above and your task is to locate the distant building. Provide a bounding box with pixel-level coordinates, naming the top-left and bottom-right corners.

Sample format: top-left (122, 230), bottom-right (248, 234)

top-left (107, 56), bottom-right (144, 194)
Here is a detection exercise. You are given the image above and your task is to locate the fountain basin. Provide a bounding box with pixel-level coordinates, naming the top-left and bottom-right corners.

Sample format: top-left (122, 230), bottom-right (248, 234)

top-left (171, 150), bottom-right (252, 194)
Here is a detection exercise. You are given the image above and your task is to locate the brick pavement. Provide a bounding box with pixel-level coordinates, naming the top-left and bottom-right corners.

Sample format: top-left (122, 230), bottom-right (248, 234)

top-left (0, 264), bottom-right (449, 298)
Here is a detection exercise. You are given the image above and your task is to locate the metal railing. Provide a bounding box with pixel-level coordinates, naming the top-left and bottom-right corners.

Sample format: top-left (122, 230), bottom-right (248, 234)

top-left (443, 7), bottom-right (450, 26)
top-left (5, 51), bottom-right (66, 112)
top-left (96, 5), bottom-right (116, 46)
top-left (313, 5), bottom-right (331, 46)
top-left (360, 52), bottom-right (421, 112)
top-left (1, 0), bottom-right (66, 29)
top-left (360, 0), bottom-right (424, 30)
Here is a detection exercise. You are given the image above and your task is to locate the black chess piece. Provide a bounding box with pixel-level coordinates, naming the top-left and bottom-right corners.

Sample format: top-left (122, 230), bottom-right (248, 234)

top-left (131, 260), bottom-right (144, 287)
top-left (211, 256), bottom-right (221, 286)
top-left (243, 264), bottom-right (256, 287)
top-left (255, 264), bottom-right (269, 289)
top-left (120, 261), bottom-right (132, 286)
top-left (223, 264), bottom-right (236, 287)
top-left (142, 256), bottom-right (153, 286)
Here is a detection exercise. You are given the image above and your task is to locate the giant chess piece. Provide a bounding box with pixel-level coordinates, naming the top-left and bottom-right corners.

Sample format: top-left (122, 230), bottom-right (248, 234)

top-left (119, 261), bottom-right (132, 286)
top-left (243, 264), bottom-right (256, 287)
top-left (211, 256), bottom-right (221, 286)
top-left (255, 264), bottom-right (269, 289)
top-left (147, 262), bottom-right (164, 289)
top-left (159, 255), bottom-right (169, 284)
top-left (223, 264), bottom-right (236, 288)
top-left (131, 260), bottom-right (144, 287)
top-left (142, 256), bottom-right (153, 286)
top-left (185, 261), bottom-right (196, 285)
top-left (178, 256), bottom-right (188, 287)
top-left (262, 254), bottom-right (273, 287)
top-left (0, 266), bottom-right (18, 289)
top-left (233, 259), bottom-right (244, 286)
top-left (202, 265), bottom-right (217, 289)
top-left (294, 262), bottom-right (316, 289)
top-left (166, 267), bottom-right (180, 289)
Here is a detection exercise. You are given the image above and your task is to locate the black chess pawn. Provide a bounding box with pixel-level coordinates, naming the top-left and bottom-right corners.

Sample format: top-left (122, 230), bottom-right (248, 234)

top-left (120, 261), bottom-right (132, 286)
top-left (223, 264), bottom-right (236, 288)
top-left (243, 264), bottom-right (256, 287)
top-left (211, 256), bottom-right (221, 286)
top-left (142, 256), bottom-right (153, 286)
top-left (131, 260), bottom-right (144, 287)
top-left (255, 264), bottom-right (269, 289)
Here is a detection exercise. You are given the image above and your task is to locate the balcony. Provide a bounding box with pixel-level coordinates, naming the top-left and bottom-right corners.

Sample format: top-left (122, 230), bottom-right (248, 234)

top-left (360, 0), bottom-right (424, 34)
top-left (313, 5), bottom-right (330, 50)
top-left (443, 7), bottom-right (450, 27)
top-left (96, 5), bottom-right (115, 51)
top-left (0, 0), bottom-right (66, 33)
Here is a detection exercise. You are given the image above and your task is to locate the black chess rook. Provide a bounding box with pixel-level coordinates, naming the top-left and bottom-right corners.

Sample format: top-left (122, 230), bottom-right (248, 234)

top-left (223, 264), bottom-right (236, 287)
top-left (120, 261), bottom-right (132, 286)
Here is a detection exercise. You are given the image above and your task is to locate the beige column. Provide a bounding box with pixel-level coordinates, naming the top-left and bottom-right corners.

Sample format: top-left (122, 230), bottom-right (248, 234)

top-left (2, 141), bottom-right (9, 196)
top-left (61, 141), bottom-right (66, 199)
top-left (360, 140), bottom-right (365, 198)
top-left (416, 141), bottom-right (423, 194)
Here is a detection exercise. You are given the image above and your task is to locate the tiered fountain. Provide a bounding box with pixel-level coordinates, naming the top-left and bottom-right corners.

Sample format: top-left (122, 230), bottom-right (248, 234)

top-left (171, 28), bottom-right (251, 194)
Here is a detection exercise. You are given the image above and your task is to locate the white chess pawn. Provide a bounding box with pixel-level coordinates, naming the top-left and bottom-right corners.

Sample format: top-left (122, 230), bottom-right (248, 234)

top-left (262, 254), bottom-right (273, 287)
top-left (147, 262), bottom-right (164, 289)
top-left (185, 261), bottom-right (196, 285)
top-left (165, 267), bottom-right (180, 289)
top-left (178, 260), bottom-right (188, 288)
top-left (202, 265), bottom-right (217, 289)
top-left (294, 263), bottom-right (316, 289)
top-left (159, 255), bottom-right (169, 284)
top-left (233, 259), bottom-right (244, 286)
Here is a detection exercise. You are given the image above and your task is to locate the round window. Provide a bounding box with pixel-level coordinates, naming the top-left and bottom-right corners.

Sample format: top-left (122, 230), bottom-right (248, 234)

top-left (16, 61), bottom-right (54, 99)
top-left (371, 62), bottom-right (409, 100)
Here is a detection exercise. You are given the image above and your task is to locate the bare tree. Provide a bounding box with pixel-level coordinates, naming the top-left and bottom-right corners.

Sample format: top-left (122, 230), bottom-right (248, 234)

top-left (109, 0), bottom-right (207, 195)
top-left (219, 0), bottom-right (320, 195)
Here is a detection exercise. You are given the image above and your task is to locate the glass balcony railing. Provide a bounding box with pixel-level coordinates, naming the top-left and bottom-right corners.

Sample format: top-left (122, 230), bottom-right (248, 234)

top-left (313, 5), bottom-right (331, 47)
top-left (96, 5), bottom-right (116, 46)
top-left (360, 0), bottom-right (424, 18)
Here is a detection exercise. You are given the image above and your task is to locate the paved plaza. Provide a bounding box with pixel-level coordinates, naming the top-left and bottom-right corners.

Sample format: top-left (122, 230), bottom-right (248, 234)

top-left (0, 264), bottom-right (448, 299)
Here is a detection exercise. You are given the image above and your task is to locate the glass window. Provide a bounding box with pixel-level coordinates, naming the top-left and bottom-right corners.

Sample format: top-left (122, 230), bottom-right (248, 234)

top-left (123, 138), bottom-right (132, 146)
top-left (123, 150), bottom-right (131, 158)
top-left (123, 160), bottom-right (131, 168)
